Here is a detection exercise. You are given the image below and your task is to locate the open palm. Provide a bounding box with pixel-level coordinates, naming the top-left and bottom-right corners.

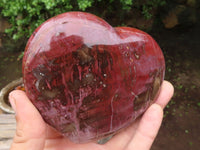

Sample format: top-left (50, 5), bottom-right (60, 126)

top-left (9, 80), bottom-right (173, 150)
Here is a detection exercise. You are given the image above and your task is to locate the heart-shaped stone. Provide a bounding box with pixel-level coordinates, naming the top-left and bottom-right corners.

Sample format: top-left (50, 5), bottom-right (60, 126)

top-left (23, 12), bottom-right (165, 143)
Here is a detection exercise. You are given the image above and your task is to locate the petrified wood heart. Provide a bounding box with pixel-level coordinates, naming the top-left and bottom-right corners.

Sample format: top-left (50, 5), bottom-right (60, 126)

top-left (23, 12), bottom-right (165, 143)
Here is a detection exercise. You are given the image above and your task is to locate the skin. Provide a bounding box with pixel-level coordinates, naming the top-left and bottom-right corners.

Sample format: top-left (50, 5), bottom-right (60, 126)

top-left (9, 80), bottom-right (174, 150)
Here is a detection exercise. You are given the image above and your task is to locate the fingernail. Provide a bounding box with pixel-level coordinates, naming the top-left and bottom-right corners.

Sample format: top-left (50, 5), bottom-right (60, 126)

top-left (9, 93), bottom-right (17, 113)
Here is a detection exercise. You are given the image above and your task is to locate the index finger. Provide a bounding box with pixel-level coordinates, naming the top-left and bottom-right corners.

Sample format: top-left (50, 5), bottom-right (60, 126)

top-left (155, 80), bottom-right (174, 109)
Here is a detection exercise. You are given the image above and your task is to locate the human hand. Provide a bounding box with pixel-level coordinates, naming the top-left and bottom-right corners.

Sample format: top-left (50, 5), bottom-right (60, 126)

top-left (9, 80), bottom-right (174, 150)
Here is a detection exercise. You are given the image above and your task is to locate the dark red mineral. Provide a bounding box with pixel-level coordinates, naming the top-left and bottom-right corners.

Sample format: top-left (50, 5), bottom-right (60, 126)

top-left (23, 12), bottom-right (165, 143)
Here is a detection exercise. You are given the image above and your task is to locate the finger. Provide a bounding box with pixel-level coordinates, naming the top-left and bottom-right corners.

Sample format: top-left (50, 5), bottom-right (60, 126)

top-left (125, 104), bottom-right (163, 150)
top-left (9, 90), bottom-right (46, 150)
top-left (155, 80), bottom-right (174, 109)
top-left (46, 124), bottom-right (63, 139)
top-left (104, 116), bottom-right (141, 150)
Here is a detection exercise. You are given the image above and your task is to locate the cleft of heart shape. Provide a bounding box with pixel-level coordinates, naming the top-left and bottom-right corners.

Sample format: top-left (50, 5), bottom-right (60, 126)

top-left (23, 12), bottom-right (165, 143)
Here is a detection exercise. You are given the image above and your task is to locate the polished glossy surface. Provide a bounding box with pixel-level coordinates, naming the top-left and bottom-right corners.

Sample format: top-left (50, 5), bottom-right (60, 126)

top-left (23, 12), bottom-right (165, 143)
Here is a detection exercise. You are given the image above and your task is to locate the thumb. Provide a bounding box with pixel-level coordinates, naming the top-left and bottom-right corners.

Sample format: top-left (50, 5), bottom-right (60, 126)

top-left (9, 90), bottom-right (46, 150)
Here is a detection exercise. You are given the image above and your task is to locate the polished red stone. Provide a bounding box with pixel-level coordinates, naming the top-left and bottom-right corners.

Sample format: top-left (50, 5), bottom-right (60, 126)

top-left (23, 12), bottom-right (165, 143)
